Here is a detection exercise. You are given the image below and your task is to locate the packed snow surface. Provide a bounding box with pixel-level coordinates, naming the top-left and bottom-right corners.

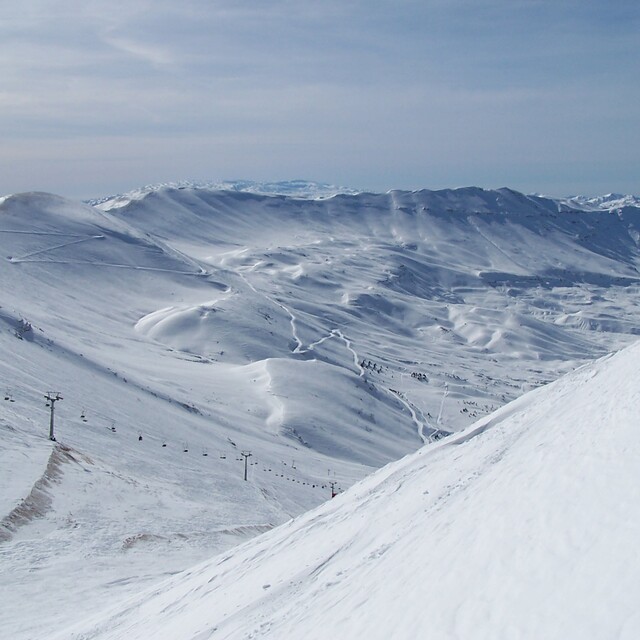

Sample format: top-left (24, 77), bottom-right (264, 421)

top-left (0, 183), bottom-right (639, 638)
top-left (56, 340), bottom-right (640, 640)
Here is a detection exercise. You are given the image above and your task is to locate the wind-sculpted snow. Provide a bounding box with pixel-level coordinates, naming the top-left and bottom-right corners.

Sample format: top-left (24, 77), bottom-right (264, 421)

top-left (1, 185), bottom-right (639, 638)
top-left (55, 340), bottom-right (640, 640)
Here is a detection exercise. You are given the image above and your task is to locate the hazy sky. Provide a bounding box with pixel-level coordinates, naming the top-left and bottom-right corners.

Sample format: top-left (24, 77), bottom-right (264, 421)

top-left (2, 0), bottom-right (639, 199)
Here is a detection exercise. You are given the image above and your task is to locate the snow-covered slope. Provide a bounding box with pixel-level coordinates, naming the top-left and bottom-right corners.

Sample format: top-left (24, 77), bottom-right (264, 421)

top-left (55, 339), bottom-right (640, 640)
top-left (97, 184), bottom-right (640, 431)
top-left (1, 185), bottom-right (639, 638)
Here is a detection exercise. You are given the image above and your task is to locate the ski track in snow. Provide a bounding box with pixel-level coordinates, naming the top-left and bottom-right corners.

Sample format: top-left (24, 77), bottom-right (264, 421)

top-left (237, 267), bottom-right (305, 352)
top-left (237, 268), bottom-right (364, 376)
top-left (391, 391), bottom-right (431, 444)
top-left (9, 235), bottom-right (106, 262)
top-left (333, 329), bottom-right (365, 377)
top-left (0, 230), bottom-right (88, 237)
top-left (384, 384), bottom-right (434, 444)
top-left (468, 215), bottom-right (529, 273)
top-left (241, 265), bottom-right (427, 443)
top-left (237, 265), bottom-right (431, 443)
top-left (436, 382), bottom-right (450, 427)
top-left (6, 258), bottom-right (202, 274)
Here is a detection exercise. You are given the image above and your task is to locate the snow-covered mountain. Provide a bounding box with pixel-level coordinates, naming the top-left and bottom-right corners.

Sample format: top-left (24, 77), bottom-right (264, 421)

top-left (1, 184), bottom-right (639, 638)
top-left (86, 180), bottom-right (362, 207)
top-left (54, 337), bottom-right (640, 640)
top-left (562, 192), bottom-right (640, 211)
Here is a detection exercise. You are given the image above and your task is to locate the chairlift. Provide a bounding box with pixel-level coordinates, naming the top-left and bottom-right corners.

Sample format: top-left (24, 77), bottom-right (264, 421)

top-left (219, 454), bottom-right (226, 459)
top-left (162, 441), bottom-right (167, 447)
top-left (183, 442), bottom-right (189, 452)
top-left (202, 449), bottom-right (208, 457)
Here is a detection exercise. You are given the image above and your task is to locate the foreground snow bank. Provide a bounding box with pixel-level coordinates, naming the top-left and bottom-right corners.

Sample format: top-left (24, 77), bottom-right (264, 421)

top-left (57, 340), bottom-right (640, 640)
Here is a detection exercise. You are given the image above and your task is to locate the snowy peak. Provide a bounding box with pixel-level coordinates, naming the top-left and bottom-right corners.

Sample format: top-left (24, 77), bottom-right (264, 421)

top-left (1, 191), bottom-right (105, 228)
top-left (562, 192), bottom-right (640, 211)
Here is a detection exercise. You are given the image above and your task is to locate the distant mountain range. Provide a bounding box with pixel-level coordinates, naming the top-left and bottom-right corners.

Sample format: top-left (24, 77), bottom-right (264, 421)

top-left (87, 179), bottom-right (640, 210)
top-left (86, 180), bottom-right (362, 206)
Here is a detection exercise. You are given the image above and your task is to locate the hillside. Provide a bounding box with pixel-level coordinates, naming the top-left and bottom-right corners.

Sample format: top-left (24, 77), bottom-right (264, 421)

top-left (1, 184), bottom-right (639, 638)
top-left (54, 337), bottom-right (640, 640)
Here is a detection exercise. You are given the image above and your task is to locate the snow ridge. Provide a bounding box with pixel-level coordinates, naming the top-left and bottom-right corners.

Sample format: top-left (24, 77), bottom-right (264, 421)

top-left (86, 179), bottom-right (362, 208)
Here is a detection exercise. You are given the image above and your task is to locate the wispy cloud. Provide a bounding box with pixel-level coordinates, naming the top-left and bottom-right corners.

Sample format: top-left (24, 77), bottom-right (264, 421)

top-left (1, 0), bottom-right (639, 197)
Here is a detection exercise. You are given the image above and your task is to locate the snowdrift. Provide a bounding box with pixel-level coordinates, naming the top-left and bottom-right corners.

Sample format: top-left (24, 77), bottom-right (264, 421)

top-left (56, 340), bottom-right (640, 640)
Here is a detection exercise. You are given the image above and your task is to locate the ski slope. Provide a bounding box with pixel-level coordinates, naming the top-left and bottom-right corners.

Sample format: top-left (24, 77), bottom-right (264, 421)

top-left (54, 339), bottom-right (640, 640)
top-left (0, 183), bottom-right (639, 638)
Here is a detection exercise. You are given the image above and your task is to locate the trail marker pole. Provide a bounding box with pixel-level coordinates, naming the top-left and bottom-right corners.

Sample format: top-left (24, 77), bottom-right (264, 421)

top-left (241, 451), bottom-right (252, 481)
top-left (45, 392), bottom-right (63, 441)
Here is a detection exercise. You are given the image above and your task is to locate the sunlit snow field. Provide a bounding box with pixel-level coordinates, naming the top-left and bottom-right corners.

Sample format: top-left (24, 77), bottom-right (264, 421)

top-left (1, 183), bottom-right (639, 638)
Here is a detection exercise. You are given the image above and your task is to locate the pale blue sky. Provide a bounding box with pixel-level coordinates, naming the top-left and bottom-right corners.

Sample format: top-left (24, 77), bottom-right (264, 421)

top-left (1, 1), bottom-right (638, 198)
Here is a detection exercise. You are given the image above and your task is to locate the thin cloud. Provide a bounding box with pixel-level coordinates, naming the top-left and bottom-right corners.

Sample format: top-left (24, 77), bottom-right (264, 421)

top-left (1, 0), bottom-right (638, 197)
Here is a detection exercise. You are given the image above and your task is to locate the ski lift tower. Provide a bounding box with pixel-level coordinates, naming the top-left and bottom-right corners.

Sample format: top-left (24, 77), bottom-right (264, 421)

top-left (240, 451), bottom-right (252, 481)
top-left (45, 392), bottom-right (63, 441)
